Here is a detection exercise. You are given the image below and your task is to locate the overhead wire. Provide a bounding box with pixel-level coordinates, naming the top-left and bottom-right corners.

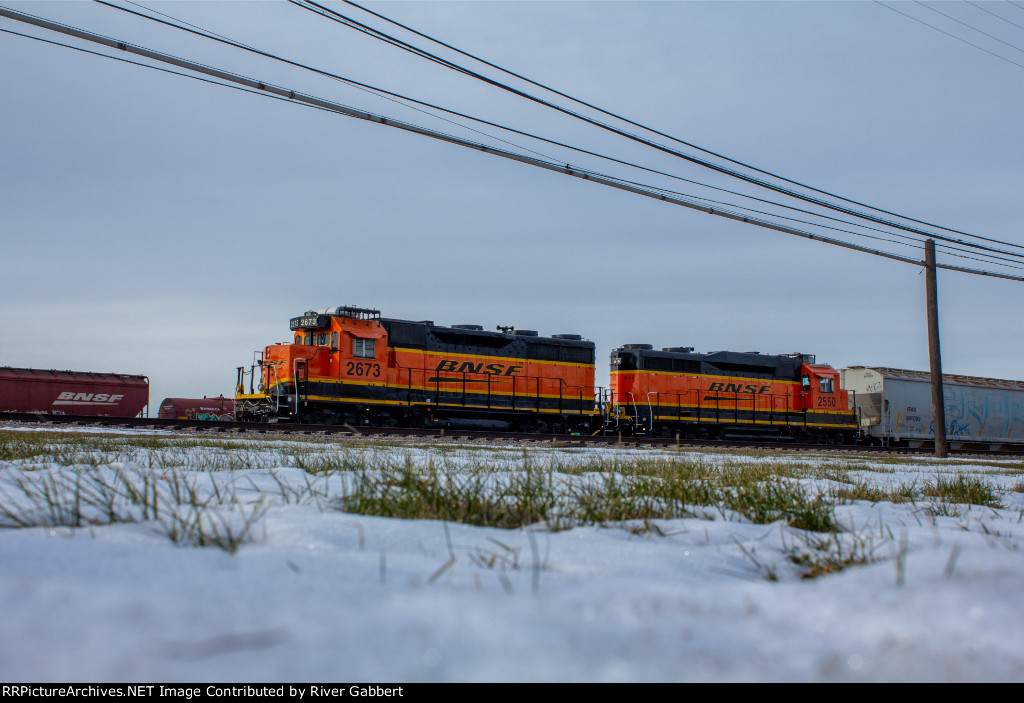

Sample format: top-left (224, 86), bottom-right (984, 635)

top-left (91, 0), bottom-right (1024, 269)
top-left (336, 0), bottom-right (1013, 250)
top-left (964, 1), bottom-right (1024, 34)
top-left (92, 0), bottom-right (1002, 263)
top-left (303, 0), bottom-right (1024, 255)
top-left (92, 0), bottom-right (568, 166)
top-left (0, 26), bottom-right (345, 117)
top-left (915, 0), bottom-right (1024, 55)
top-left (3, 4), bottom-right (1023, 279)
top-left (874, 1), bottom-right (1024, 70)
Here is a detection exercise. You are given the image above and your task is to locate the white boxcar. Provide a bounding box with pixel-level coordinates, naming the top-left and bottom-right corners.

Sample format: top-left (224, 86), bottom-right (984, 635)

top-left (841, 367), bottom-right (1024, 449)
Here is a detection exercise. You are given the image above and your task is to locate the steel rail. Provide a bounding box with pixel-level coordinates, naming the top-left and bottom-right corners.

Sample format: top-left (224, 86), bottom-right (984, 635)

top-left (3, 412), bottom-right (1022, 456)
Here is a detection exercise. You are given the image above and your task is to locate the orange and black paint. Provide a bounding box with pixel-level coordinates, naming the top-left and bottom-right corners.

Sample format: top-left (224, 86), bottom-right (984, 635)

top-left (609, 346), bottom-right (857, 440)
top-left (236, 308), bottom-right (598, 432)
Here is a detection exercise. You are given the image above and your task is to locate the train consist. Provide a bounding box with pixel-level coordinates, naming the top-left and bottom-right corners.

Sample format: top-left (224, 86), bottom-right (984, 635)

top-left (0, 367), bottom-right (149, 417)
top-left (234, 305), bottom-right (860, 442)
top-left (6, 305), bottom-right (1021, 450)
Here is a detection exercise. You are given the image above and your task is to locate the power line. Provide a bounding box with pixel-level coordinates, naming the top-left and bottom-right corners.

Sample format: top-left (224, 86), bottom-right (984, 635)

top-left (337, 0), bottom-right (993, 246)
top-left (94, 0), bottom-right (1017, 266)
top-left (303, 0), bottom-right (1024, 255)
top-left (2, 5), bottom-right (1022, 281)
top-left (0, 26), bottom-right (272, 99)
top-left (875, 1), bottom-right (1024, 70)
top-left (915, 0), bottom-right (1024, 55)
top-left (964, 1), bottom-right (1024, 34)
top-left (91, 0), bottom-right (569, 166)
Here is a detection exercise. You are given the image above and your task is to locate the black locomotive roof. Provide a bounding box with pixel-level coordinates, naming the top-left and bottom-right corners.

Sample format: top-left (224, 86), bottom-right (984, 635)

top-left (381, 318), bottom-right (592, 346)
top-left (381, 318), bottom-right (594, 364)
top-left (613, 346), bottom-right (802, 378)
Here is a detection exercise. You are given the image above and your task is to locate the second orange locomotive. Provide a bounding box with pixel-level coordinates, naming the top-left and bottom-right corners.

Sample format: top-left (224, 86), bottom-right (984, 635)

top-left (608, 345), bottom-right (855, 443)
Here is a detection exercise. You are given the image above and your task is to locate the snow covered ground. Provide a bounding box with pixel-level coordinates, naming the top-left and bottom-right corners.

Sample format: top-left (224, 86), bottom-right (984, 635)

top-left (1, 426), bottom-right (1022, 682)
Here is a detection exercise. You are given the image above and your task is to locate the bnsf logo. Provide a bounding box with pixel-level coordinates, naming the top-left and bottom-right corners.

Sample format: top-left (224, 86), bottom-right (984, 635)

top-left (707, 382), bottom-right (771, 394)
top-left (435, 360), bottom-right (523, 376)
top-left (53, 392), bottom-right (126, 405)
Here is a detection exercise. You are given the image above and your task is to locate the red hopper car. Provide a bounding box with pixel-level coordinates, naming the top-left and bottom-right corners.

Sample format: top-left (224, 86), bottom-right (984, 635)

top-left (158, 396), bottom-right (235, 421)
top-left (0, 367), bottom-right (149, 417)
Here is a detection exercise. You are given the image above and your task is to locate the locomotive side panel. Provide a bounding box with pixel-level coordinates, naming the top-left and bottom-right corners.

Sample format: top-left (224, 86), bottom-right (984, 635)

top-left (238, 308), bottom-right (598, 430)
top-left (611, 348), bottom-right (855, 439)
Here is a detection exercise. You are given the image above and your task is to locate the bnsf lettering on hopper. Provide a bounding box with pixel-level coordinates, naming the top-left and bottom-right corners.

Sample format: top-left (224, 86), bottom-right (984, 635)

top-left (0, 368), bottom-right (148, 417)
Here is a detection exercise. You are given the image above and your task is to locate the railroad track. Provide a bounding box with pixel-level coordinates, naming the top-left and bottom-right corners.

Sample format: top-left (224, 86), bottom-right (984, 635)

top-left (5, 412), bottom-right (1021, 457)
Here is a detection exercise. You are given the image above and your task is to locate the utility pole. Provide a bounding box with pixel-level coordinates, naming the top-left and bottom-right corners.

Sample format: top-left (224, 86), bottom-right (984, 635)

top-left (925, 239), bottom-right (948, 458)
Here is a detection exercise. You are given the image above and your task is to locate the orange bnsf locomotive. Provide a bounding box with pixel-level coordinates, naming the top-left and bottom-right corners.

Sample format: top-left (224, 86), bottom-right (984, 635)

top-left (609, 345), bottom-right (857, 443)
top-left (235, 306), bottom-right (600, 432)
top-left (236, 304), bottom-right (857, 441)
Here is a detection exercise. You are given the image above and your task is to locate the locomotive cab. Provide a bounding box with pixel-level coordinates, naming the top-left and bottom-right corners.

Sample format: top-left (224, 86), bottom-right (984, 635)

top-left (800, 363), bottom-right (847, 414)
top-left (235, 306), bottom-right (387, 422)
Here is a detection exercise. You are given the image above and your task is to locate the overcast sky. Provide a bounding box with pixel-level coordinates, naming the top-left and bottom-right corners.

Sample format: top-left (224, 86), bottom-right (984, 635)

top-left (2, 0), bottom-right (1023, 409)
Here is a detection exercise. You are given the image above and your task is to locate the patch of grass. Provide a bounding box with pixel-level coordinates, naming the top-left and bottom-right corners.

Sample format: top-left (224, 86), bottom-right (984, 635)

top-left (923, 473), bottom-right (1003, 508)
top-left (788, 531), bottom-right (883, 579)
top-left (336, 457), bottom-right (557, 529)
top-left (723, 478), bottom-right (838, 532)
top-left (890, 479), bottom-right (920, 504)
top-left (829, 479), bottom-right (890, 504)
top-left (0, 464), bottom-right (268, 553)
top-left (0, 432), bottom-right (53, 461)
top-left (334, 454), bottom-right (840, 533)
top-left (922, 502), bottom-right (967, 519)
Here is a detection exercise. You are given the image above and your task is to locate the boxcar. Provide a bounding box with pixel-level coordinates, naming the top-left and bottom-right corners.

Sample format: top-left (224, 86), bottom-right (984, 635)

top-left (841, 366), bottom-right (1024, 449)
top-left (0, 367), bottom-right (149, 417)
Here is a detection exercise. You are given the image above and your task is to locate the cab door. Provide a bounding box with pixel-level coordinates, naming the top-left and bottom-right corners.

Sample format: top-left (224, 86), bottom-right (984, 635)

top-left (294, 359), bottom-right (308, 416)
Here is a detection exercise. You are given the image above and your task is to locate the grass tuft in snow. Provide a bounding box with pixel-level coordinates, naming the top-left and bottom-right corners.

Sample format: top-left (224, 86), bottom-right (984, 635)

top-left (0, 463), bottom-right (268, 553)
top-left (787, 531), bottom-right (884, 579)
top-left (923, 474), bottom-right (1002, 509)
top-left (333, 454), bottom-right (840, 533)
top-left (336, 457), bottom-right (557, 529)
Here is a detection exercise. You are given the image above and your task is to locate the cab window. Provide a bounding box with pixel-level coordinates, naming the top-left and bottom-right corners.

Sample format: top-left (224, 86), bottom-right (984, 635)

top-left (819, 378), bottom-right (833, 393)
top-left (331, 332), bottom-right (338, 350)
top-left (317, 333), bottom-right (328, 347)
top-left (353, 337), bottom-right (375, 358)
